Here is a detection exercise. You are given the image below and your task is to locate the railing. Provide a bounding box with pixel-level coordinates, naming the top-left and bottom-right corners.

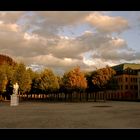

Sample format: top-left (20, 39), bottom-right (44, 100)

top-left (1, 91), bottom-right (138, 102)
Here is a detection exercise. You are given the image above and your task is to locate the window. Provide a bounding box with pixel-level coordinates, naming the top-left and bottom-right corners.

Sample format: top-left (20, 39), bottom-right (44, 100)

top-left (134, 85), bottom-right (138, 90)
top-left (125, 77), bottom-right (128, 82)
top-left (130, 85), bottom-right (133, 90)
top-left (118, 86), bottom-right (120, 90)
top-left (125, 85), bottom-right (128, 90)
top-left (119, 78), bottom-right (120, 82)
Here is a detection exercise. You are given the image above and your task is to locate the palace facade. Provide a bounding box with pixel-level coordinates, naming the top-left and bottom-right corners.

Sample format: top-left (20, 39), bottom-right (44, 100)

top-left (112, 63), bottom-right (140, 100)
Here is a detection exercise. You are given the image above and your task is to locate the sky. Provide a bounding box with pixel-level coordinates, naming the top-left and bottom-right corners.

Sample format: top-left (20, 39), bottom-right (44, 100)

top-left (0, 11), bottom-right (140, 75)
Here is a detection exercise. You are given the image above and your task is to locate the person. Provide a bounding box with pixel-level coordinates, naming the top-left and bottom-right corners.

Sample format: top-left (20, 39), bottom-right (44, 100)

top-left (13, 82), bottom-right (19, 95)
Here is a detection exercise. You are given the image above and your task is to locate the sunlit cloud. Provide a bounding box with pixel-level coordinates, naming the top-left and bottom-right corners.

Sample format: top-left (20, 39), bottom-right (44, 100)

top-left (86, 12), bottom-right (129, 33)
top-left (0, 11), bottom-right (139, 74)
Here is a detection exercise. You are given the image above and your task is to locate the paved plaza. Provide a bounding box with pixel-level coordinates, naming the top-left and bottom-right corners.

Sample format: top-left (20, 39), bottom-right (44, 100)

top-left (0, 101), bottom-right (140, 128)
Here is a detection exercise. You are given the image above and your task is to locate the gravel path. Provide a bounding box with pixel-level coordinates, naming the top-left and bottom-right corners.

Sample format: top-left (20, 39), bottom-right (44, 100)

top-left (0, 101), bottom-right (140, 128)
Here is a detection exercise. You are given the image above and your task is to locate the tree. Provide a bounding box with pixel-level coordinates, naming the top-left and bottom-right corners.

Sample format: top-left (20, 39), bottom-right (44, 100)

top-left (30, 72), bottom-right (42, 96)
top-left (0, 54), bottom-right (16, 66)
top-left (0, 73), bottom-right (8, 94)
top-left (27, 68), bottom-right (38, 80)
top-left (12, 63), bottom-right (32, 95)
top-left (92, 66), bottom-right (116, 101)
top-left (0, 64), bottom-right (14, 100)
top-left (6, 79), bottom-right (13, 100)
top-left (85, 71), bottom-right (97, 101)
top-left (39, 69), bottom-right (59, 93)
top-left (62, 66), bottom-right (87, 101)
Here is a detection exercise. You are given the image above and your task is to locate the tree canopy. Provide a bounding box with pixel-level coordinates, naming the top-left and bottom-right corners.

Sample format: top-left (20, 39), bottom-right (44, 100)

top-left (62, 67), bottom-right (87, 92)
top-left (92, 66), bottom-right (116, 91)
top-left (12, 63), bottom-right (32, 94)
top-left (39, 69), bottom-right (59, 93)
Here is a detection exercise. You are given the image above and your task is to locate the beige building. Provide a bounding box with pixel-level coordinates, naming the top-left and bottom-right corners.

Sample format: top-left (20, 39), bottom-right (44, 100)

top-left (112, 63), bottom-right (140, 100)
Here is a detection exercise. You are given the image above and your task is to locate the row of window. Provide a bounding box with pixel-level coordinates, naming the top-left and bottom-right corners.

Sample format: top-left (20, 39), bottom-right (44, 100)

top-left (116, 70), bottom-right (138, 75)
top-left (118, 85), bottom-right (138, 90)
top-left (117, 77), bottom-right (138, 83)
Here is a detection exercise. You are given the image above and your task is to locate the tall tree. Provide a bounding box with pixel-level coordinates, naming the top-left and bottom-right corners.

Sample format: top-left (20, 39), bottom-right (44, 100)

top-left (0, 64), bottom-right (14, 100)
top-left (39, 69), bottom-right (59, 94)
top-left (92, 66), bottom-right (116, 101)
top-left (12, 63), bottom-right (32, 95)
top-left (30, 72), bottom-right (41, 95)
top-left (62, 66), bottom-right (87, 101)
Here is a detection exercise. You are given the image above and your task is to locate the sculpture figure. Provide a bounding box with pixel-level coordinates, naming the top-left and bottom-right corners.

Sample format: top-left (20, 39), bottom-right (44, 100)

top-left (13, 82), bottom-right (19, 95)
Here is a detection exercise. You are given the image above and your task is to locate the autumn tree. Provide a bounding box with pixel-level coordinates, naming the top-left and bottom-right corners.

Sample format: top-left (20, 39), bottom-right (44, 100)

top-left (0, 64), bottom-right (15, 100)
top-left (92, 66), bottom-right (116, 101)
top-left (85, 71), bottom-right (97, 101)
top-left (12, 63), bottom-right (32, 95)
top-left (26, 68), bottom-right (42, 98)
top-left (0, 54), bottom-right (16, 66)
top-left (62, 66), bottom-right (87, 101)
top-left (0, 73), bottom-right (8, 94)
top-left (39, 69), bottom-right (59, 96)
top-left (30, 72), bottom-right (42, 98)
top-left (57, 76), bottom-right (63, 91)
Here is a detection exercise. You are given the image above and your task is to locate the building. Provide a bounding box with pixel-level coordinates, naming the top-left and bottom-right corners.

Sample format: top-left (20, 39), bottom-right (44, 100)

top-left (112, 63), bottom-right (140, 100)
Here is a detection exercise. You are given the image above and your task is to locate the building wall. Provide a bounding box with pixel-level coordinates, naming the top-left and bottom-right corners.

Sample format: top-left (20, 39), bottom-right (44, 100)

top-left (114, 74), bottom-right (138, 99)
top-left (138, 72), bottom-right (140, 99)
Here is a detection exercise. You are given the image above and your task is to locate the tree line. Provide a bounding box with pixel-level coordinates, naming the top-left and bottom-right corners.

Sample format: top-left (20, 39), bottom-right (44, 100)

top-left (0, 62), bottom-right (117, 101)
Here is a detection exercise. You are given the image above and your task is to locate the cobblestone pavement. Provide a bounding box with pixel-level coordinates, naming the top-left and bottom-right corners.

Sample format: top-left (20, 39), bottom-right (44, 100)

top-left (0, 101), bottom-right (140, 128)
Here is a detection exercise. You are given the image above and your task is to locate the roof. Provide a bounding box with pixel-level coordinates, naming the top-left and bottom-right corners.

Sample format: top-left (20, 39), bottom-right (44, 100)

top-left (112, 63), bottom-right (140, 72)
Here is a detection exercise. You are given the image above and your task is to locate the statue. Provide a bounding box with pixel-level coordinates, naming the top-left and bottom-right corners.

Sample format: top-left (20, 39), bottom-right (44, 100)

top-left (13, 82), bottom-right (19, 95)
top-left (11, 82), bottom-right (19, 106)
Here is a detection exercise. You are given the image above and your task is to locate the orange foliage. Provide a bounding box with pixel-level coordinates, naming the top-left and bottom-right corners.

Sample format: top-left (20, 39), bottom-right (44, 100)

top-left (0, 54), bottom-right (16, 66)
top-left (63, 67), bottom-right (87, 90)
top-left (92, 66), bottom-right (116, 89)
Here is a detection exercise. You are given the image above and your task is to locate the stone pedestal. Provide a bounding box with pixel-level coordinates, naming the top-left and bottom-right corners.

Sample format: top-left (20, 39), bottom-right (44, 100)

top-left (10, 94), bottom-right (19, 106)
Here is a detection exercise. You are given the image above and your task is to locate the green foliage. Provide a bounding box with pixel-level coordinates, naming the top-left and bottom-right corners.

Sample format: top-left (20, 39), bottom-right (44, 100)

top-left (0, 64), bottom-right (14, 93)
top-left (31, 73), bottom-right (42, 94)
top-left (27, 68), bottom-right (39, 80)
top-left (39, 69), bottom-right (59, 93)
top-left (12, 63), bottom-right (32, 94)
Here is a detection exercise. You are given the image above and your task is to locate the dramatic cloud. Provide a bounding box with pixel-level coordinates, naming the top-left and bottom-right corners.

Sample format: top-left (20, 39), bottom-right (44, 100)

top-left (18, 11), bottom-right (90, 37)
top-left (86, 12), bottom-right (129, 33)
top-left (0, 11), bottom-right (25, 24)
top-left (0, 11), bottom-right (139, 74)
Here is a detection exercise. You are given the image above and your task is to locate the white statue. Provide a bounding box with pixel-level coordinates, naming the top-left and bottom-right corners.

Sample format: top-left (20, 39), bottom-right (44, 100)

top-left (13, 82), bottom-right (19, 95)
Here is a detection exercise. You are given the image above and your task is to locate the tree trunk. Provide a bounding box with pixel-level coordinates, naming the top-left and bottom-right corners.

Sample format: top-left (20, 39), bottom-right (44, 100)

top-left (26, 93), bottom-right (28, 100)
top-left (80, 92), bottom-right (81, 102)
top-left (65, 93), bottom-right (67, 102)
top-left (31, 93), bottom-right (32, 99)
top-left (86, 92), bottom-right (88, 101)
top-left (104, 90), bottom-right (106, 102)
